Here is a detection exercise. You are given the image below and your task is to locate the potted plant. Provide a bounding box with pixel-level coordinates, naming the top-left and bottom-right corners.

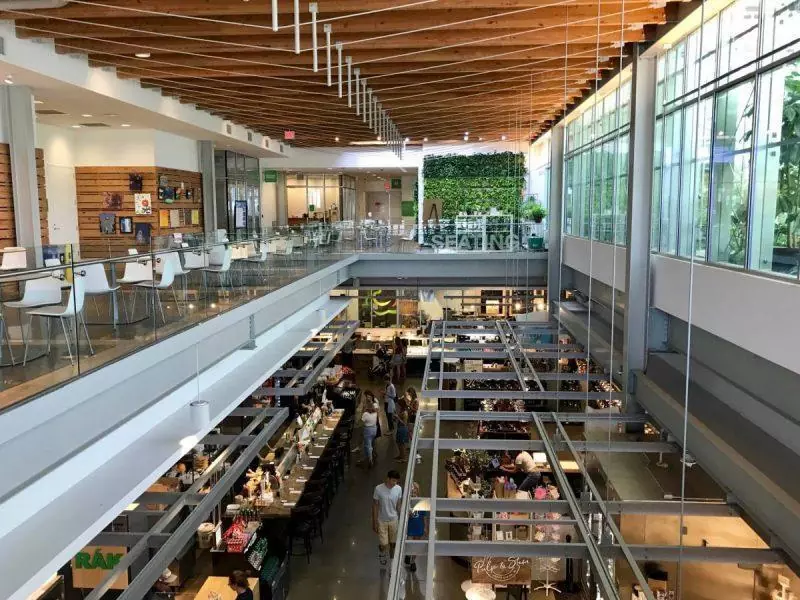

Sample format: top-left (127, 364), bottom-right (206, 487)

top-left (530, 204), bottom-right (547, 224)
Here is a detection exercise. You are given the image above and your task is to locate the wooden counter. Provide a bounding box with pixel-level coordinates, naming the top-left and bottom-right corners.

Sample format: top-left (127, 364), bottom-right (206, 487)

top-left (194, 576), bottom-right (260, 600)
top-left (257, 409), bottom-right (343, 518)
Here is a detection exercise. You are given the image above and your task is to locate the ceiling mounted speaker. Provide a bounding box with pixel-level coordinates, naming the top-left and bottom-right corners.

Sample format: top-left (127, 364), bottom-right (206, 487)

top-left (0, 0), bottom-right (69, 7)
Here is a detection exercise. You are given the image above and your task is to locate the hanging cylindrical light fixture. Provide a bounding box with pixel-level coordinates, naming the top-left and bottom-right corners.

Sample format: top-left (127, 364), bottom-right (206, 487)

top-left (346, 56), bottom-right (352, 107)
top-left (293, 0), bottom-right (301, 54)
top-left (310, 3), bottom-right (318, 72)
top-left (336, 43), bottom-right (343, 98)
top-left (272, 0), bottom-right (279, 31)
top-left (324, 24), bottom-right (332, 86)
top-left (354, 67), bottom-right (360, 114)
top-left (362, 79), bottom-right (367, 123)
top-left (368, 89), bottom-right (373, 130)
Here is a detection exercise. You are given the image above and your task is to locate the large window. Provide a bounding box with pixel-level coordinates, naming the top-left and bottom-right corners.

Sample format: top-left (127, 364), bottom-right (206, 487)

top-left (563, 78), bottom-right (630, 245)
top-left (650, 0), bottom-right (800, 278)
top-left (286, 173), bottom-right (356, 222)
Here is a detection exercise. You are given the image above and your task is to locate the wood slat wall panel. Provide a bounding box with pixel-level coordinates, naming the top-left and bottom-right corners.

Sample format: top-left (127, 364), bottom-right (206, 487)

top-left (0, 144), bottom-right (49, 249)
top-left (75, 165), bottom-right (203, 258)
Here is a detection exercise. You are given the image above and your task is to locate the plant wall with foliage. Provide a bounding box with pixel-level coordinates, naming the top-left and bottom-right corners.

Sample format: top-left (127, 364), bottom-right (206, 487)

top-left (421, 151), bottom-right (526, 218)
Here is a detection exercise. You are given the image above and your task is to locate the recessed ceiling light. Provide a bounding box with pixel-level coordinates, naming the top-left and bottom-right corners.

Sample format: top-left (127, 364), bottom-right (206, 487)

top-left (34, 100), bottom-right (43, 105)
top-left (423, 137), bottom-right (428, 142)
top-left (404, 137), bottom-right (410, 143)
top-left (135, 52), bottom-right (151, 58)
top-left (104, 113), bottom-right (118, 117)
top-left (81, 113), bottom-right (92, 118)
top-left (334, 136), bottom-right (340, 142)
top-left (464, 131), bottom-right (469, 135)
top-left (501, 135), bottom-right (507, 141)
top-left (463, 135), bottom-right (469, 141)
top-left (376, 135), bottom-right (382, 141)
top-left (3, 77), bottom-right (13, 85)
top-left (478, 137), bottom-right (483, 141)
top-left (121, 123), bottom-right (131, 127)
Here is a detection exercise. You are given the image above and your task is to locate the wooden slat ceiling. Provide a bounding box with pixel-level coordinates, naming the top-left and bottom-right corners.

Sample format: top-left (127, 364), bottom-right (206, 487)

top-left (2, 0), bottom-right (673, 147)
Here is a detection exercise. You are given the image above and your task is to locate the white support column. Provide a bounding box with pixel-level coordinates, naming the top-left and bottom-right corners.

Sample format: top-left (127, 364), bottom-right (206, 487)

top-left (197, 141), bottom-right (217, 235)
top-left (623, 45), bottom-right (657, 411)
top-left (2, 85), bottom-right (41, 264)
top-left (547, 123), bottom-right (565, 312)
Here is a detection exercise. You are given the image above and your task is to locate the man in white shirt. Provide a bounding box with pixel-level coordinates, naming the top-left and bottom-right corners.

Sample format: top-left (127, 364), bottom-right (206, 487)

top-left (373, 469), bottom-right (402, 566)
top-left (514, 450), bottom-right (541, 492)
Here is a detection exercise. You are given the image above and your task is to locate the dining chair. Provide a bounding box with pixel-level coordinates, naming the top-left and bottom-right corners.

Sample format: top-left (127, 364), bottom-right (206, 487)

top-left (201, 247), bottom-right (233, 296)
top-left (134, 259), bottom-right (180, 323)
top-left (84, 262), bottom-right (128, 323)
top-left (24, 275), bottom-right (93, 366)
top-left (5, 275), bottom-right (63, 354)
top-left (0, 247), bottom-right (27, 271)
top-left (118, 256), bottom-right (153, 319)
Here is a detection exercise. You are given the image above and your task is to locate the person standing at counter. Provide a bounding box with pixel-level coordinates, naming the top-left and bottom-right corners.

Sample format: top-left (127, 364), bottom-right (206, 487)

top-left (362, 401), bottom-right (379, 468)
top-left (227, 571), bottom-right (254, 600)
top-left (373, 470), bottom-right (403, 566)
top-left (514, 450), bottom-right (542, 492)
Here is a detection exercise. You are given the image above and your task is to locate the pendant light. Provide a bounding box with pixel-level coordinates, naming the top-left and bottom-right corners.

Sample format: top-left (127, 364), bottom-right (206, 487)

top-left (337, 43), bottom-right (343, 98)
top-left (324, 24), bottom-right (332, 86)
top-left (354, 67), bottom-right (360, 114)
top-left (293, 0), bottom-right (300, 54)
top-left (368, 89), bottom-right (373, 129)
top-left (310, 3), bottom-right (318, 72)
top-left (272, 0), bottom-right (278, 31)
top-left (362, 79), bottom-right (367, 123)
top-left (346, 56), bottom-right (352, 107)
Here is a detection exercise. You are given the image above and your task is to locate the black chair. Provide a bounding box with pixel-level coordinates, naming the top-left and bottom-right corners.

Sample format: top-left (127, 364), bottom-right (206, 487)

top-left (306, 477), bottom-right (332, 515)
top-left (289, 505), bottom-right (316, 564)
top-left (299, 490), bottom-right (326, 543)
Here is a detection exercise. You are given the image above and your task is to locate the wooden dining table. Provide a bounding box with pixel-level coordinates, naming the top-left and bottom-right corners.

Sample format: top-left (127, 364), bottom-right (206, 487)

top-left (257, 409), bottom-right (344, 518)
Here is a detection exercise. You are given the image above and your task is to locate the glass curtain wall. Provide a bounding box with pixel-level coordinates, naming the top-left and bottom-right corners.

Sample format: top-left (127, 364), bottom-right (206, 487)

top-left (563, 78), bottom-right (631, 245)
top-left (651, 0), bottom-right (800, 277)
top-left (286, 173), bottom-right (356, 223)
top-left (213, 150), bottom-right (261, 236)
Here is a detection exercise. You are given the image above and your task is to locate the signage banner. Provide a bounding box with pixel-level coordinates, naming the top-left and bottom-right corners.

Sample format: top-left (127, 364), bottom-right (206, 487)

top-left (72, 546), bottom-right (129, 589)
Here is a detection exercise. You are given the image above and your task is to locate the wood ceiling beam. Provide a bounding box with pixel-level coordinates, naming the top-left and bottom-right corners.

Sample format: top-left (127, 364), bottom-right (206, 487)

top-left (99, 56), bottom-right (606, 75)
top-left (12, 7), bottom-right (662, 36)
top-left (54, 38), bottom-right (608, 60)
top-left (9, 0), bottom-right (659, 20)
top-left (17, 24), bottom-right (643, 49)
top-left (112, 56), bottom-right (614, 80)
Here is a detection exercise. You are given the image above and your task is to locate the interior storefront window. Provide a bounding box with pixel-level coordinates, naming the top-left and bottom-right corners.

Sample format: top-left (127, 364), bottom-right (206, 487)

top-left (286, 172), bottom-right (346, 222)
top-left (751, 59), bottom-right (800, 277)
top-left (214, 150), bottom-right (261, 235)
top-left (660, 110), bottom-right (682, 254)
top-left (709, 81), bottom-right (755, 267)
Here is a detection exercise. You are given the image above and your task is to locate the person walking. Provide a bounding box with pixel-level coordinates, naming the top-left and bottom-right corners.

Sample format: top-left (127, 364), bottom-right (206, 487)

top-left (395, 406), bottom-right (409, 462)
top-left (383, 375), bottom-right (397, 435)
top-left (404, 482), bottom-right (428, 572)
top-left (361, 399), bottom-right (379, 468)
top-left (373, 470), bottom-right (402, 566)
top-left (391, 336), bottom-right (404, 381)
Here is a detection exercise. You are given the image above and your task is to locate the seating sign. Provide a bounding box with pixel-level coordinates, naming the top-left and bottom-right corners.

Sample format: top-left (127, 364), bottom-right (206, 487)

top-left (472, 556), bottom-right (532, 585)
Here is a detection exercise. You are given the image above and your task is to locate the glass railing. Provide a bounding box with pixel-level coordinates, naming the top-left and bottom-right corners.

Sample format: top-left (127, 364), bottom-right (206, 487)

top-left (0, 220), bottom-right (547, 413)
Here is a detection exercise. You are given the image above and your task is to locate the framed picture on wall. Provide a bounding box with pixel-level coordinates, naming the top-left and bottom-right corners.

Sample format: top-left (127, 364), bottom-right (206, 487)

top-left (134, 223), bottom-right (151, 244)
top-left (129, 173), bottom-right (143, 192)
top-left (119, 216), bottom-right (133, 234)
top-left (102, 191), bottom-right (124, 210)
top-left (99, 212), bottom-right (116, 234)
top-left (134, 193), bottom-right (152, 215)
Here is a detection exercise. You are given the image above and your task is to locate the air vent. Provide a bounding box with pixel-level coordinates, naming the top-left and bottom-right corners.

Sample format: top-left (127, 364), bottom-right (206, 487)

top-left (226, 123), bottom-right (232, 135)
top-left (79, 122), bottom-right (110, 127)
top-left (247, 131), bottom-right (253, 142)
top-left (35, 109), bottom-right (66, 115)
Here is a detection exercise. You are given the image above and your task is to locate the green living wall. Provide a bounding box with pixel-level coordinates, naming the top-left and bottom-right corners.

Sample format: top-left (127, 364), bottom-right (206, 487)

top-left (421, 151), bottom-right (526, 219)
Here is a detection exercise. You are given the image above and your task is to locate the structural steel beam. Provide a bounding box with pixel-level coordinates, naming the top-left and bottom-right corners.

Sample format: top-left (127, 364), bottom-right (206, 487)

top-left (87, 407), bottom-right (289, 600)
top-left (402, 541), bottom-right (782, 564)
top-left (415, 438), bottom-right (678, 453)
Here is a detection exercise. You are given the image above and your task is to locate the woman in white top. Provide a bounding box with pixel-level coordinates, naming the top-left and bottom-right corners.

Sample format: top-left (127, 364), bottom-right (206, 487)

top-left (362, 396), bottom-right (380, 468)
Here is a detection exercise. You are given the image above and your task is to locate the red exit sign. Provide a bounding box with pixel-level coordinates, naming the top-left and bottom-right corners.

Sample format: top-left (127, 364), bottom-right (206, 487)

top-left (284, 130), bottom-right (295, 140)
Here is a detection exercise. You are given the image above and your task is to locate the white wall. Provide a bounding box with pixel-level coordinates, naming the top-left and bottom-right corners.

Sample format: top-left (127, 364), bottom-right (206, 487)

top-left (35, 124), bottom-right (203, 244)
top-left (153, 131), bottom-right (199, 172)
top-left (264, 146), bottom-right (422, 171)
top-left (651, 254), bottom-right (800, 376)
top-left (562, 235), bottom-right (628, 292)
